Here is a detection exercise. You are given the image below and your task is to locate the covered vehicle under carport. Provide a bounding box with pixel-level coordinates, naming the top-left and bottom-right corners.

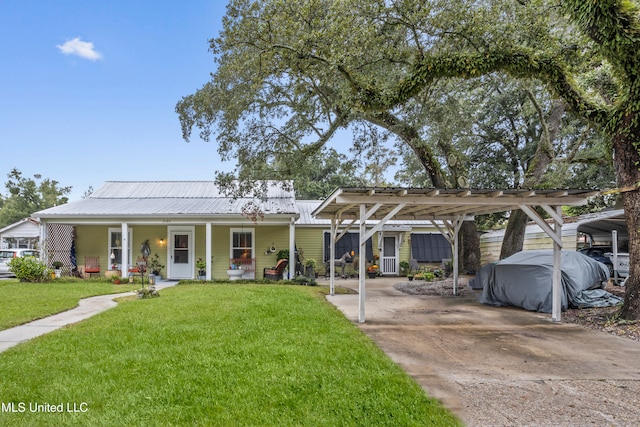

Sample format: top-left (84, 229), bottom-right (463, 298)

top-left (478, 249), bottom-right (611, 313)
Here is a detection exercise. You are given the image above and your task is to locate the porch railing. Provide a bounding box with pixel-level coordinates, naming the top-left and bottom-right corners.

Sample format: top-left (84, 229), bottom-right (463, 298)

top-left (230, 258), bottom-right (255, 273)
top-left (382, 256), bottom-right (397, 274)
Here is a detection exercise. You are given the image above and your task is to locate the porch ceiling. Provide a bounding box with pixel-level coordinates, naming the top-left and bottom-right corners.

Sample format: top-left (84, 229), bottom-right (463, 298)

top-left (312, 187), bottom-right (599, 221)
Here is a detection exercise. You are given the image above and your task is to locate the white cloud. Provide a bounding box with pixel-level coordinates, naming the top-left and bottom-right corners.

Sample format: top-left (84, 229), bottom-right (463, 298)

top-left (56, 37), bottom-right (103, 61)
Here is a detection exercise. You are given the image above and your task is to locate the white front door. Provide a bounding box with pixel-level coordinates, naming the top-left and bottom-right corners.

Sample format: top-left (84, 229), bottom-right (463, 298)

top-left (169, 228), bottom-right (193, 279)
top-left (381, 235), bottom-right (398, 275)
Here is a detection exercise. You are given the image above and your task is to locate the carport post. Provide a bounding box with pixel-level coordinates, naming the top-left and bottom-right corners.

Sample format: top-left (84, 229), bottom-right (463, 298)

top-left (329, 218), bottom-right (336, 296)
top-left (519, 204), bottom-right (564, 321)
top-left (452, 215), bottom-right (464, 296)
top-left (359, 203), bottom-right (367, 323)
top-left (551, 206), bottom-right (563, 322)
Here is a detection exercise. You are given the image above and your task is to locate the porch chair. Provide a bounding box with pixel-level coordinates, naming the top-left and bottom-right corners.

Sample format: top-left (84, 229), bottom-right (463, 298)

top-left (263, 259), bottom-right (288, 280)
top-left (84, 257), bottom-right (101, 278)
top-left (409, 258), bottom-right (423, 273)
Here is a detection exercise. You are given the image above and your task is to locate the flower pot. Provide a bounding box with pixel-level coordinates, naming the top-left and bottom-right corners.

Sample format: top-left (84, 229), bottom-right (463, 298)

top-left (368, 272), bottom-right (377, 279)
top-left (227, 269), bottom-right (244, 281)
top-left (54, 269), bottom-right (62, 278)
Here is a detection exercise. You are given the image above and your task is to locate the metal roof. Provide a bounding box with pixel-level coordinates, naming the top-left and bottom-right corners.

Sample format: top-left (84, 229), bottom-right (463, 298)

top-left (313, 187), bottom-right (600, 220)
top-left (34, 181), bottom-right (298, 219)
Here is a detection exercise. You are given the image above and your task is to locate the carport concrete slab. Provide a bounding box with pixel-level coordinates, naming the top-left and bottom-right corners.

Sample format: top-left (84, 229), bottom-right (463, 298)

top-left (325, 277), bottom-right (640, 426)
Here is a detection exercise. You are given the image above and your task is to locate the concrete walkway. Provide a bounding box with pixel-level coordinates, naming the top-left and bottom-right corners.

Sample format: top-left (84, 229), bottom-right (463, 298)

top-left (0, 281), bottom-right (177, 354)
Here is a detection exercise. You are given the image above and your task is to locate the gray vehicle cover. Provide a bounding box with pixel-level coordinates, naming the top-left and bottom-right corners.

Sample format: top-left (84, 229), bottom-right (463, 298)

top-left (479, 250), bottom-right (609, 313)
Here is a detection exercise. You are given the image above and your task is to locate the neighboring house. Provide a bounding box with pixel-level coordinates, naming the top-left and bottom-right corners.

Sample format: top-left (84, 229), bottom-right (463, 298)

top-left (0, 218), bottom-right (40, 249)
top-left (31, 181), bottom-right (456, 280)
top-left (479, 209), bottom-right (628, 264)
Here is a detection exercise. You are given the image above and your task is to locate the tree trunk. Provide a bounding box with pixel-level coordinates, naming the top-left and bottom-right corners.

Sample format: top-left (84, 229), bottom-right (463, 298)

top-left (499, 209), bottom-right (529, 259)
top-left (611, 117), bottom-right (640, 320)
top-left (500, 99), bottom-right (564, 259)
top-left (459, 221), bottom-right (480, 273)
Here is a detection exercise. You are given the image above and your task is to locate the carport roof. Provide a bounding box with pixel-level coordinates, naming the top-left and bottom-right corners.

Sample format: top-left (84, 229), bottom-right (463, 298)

top-left (313, 186), bottom-right (601, 324)
top-left (312, 187), bottom-right (599, 220)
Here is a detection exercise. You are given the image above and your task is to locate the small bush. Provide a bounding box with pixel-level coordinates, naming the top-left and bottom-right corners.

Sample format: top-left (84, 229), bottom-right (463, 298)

top-left (292, 275), bottom-right (317, 286)
top-left (7, 256), bottom-right (50, 282)
top-left (136, 285), bottom-right (160, 299)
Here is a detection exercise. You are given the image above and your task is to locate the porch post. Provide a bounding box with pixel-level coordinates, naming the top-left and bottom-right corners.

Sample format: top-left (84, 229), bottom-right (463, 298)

top-left (289, 217), bottom-right (296, 280)
top-left (121, 223), bottom-right (129, 279)
top-left (206, 222), bottom-right (212, 281)
top-left (38, 219), bottom-right (47, 263)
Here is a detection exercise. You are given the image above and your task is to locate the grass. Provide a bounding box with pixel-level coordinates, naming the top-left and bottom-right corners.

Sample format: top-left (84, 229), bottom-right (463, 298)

top-left (0, 279), bottom-right (138, 330)
top-left (0, 284), bottom-right (461, 426)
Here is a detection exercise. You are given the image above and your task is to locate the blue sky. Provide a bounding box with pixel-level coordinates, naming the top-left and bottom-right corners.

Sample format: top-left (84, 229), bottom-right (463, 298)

top-left (0, 1), bottom-right (233, 201)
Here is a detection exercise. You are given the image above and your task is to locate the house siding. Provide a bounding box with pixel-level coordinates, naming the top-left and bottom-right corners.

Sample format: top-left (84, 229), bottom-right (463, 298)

top-left (480, 228), bottom-right (579, 264)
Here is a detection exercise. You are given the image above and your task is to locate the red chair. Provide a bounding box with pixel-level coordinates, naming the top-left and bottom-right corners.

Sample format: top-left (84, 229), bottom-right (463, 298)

top-left (84, 257), bottom-right (100, 278)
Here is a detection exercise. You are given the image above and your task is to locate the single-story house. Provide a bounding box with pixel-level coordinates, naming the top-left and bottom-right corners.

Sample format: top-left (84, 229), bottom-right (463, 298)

top-left (31, 181), bottom-right (454, 280)
top-left (0, 218), bottom-right (40, 249)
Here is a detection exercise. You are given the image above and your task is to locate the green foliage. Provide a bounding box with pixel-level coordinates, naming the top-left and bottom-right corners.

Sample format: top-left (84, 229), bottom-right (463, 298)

top-left (136, 285), bottom-right (160, 299)
top-left (147, 253), bottom-right (165, 275)
top-left (276, 249), bottom-right (289, 261)
top-left (7, 256), bottom-right (49, 282)
top-left (0, 168), bottom-right (71, 228)
top-left (399, 260), bottom-right (410, 276)
top-left (292, 275), bottom-right (317, 286)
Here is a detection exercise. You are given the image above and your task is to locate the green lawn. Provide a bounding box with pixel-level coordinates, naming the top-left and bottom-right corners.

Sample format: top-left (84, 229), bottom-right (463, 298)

top-left (0, 284), bottom-right (461, 426)
top-left (0, 280), bottom-right (138, 330)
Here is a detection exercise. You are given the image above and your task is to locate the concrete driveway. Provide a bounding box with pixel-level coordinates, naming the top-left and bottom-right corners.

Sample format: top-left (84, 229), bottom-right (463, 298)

top-left (326, 277), bottom-right (640, 426)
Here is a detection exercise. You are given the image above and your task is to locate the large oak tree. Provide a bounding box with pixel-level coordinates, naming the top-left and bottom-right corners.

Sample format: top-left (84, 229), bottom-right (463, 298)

top-left (178, 0), bottom-right (638, 317)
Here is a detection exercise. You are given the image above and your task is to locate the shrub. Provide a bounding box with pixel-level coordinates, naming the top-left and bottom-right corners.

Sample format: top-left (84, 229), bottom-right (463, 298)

top-left (7, 256), bottom-right (50, 282)
top-left (399, 260), bottom-right (410, 276)
top-left (136, 285), bottom-right (160, 299)
top-left (292, 275), bottom-right (317, 286)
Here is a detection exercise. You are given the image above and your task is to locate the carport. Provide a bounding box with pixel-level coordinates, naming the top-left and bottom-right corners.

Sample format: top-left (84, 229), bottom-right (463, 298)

top-left (312, 187), bottom-right (598, 323)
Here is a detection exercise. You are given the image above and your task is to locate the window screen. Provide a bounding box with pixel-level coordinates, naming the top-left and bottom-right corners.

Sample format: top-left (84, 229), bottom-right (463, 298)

top-left (411, 233), bottom-right (452, 262)
top-left (324, 232), bottom-right (373, 262)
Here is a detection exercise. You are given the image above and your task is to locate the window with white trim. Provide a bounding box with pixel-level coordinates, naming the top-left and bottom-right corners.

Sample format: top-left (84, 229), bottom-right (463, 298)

top-left (230, 228), bottom-right (254, 270)
top-left (108, 228), bottom-right (132, 270)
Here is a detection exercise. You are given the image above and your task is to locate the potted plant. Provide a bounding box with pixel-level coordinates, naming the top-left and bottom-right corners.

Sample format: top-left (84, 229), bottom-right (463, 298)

top-left (52, 261), bottom-right (63, 278)
top-left (367, 264), bottom-right (378, 279)
top-left (196, 258), bottom-right (207, 280)
top-left (111, 275), bottom-right (122, 284)
top-left (305, 259), bottom-right (317, 278)
top-left (147, 253), bottom-right (165, 281)
top-left (407, 273), bottom-right (414, 281)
